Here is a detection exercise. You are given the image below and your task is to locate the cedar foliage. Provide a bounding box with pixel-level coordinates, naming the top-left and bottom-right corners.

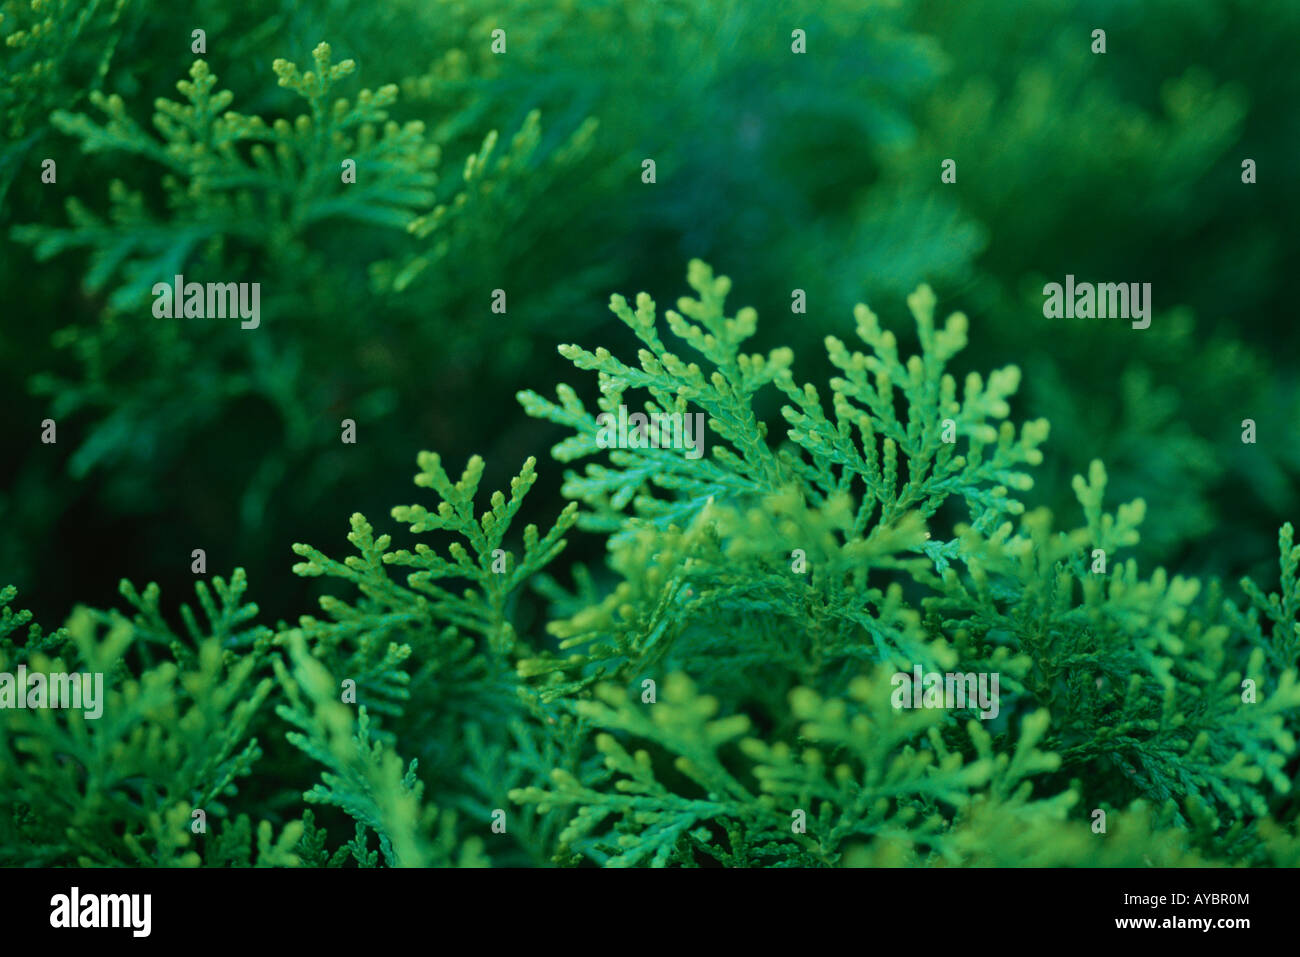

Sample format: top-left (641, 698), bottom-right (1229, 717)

top-left (4, 264), bottom-right (1299, 866)
top-left (2, 0), bottom-right (1298, 866)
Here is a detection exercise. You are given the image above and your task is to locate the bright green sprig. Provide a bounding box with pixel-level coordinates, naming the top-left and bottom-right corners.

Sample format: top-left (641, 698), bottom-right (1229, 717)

top-left (13, 43), bottom-right (440, 311)
top-left (0, 572), bottom-right (275, 866)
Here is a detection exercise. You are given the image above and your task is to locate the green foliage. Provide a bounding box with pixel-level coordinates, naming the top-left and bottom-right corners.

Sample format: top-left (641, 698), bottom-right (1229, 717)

top-left (0, 571), bottom-right (295, 866)
top-left (271, 454), bottom-right (579, 865)
top-left (0, 0), bottom-right (131, 205)
top-left (517, 261), bottom-right (1047, 705)
top-left (512, 672), bottom-right (1066, 867)
top-left (8, 0), bottom-right (1297, 639)
top-left (3, 0), bottom-right (1300, 870)
top-left (284, 453), bottom-right (576, 697)
top-left (11, 44), bottom-right (463, 504)
top-left (16, 44), bottom-right (440, 312)
top-left (3, 259), bottom-right (1299, 867)
top-left (931, 465), bottom-right (1300, 829)
top-left (4, 35), bottom-right (591, 599)
top-left (275, 632), bottom-right (487, 868)
top-left (0, 584), bottom-right (65, 664)
top-left (505, 263), bottom-right (1300, 865)
top-left (1229, 523), bottom-right (1300, 673)
top-left (880, 0), bottom-right (1300, 575)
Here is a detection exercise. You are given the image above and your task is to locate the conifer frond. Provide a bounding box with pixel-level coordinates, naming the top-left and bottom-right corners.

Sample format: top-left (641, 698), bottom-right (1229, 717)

top-left (0, 0), bottom-right (131, 205)
top-left (14, 43), bottom-right (439, 311)
top-left (287, 453), bottom-right (578, 663)
top-left (1230, 522), bottom-right (1300, 672)
top-left (510, 671), bottom-right (1068, 867)
top-left (5, 0), bottom-right (1300, 877)
top-left (518, 263), bottom-right (1046, 697)
top-left (929, 465), bottom-right (1300, 825)
top-left (0, 572), bottom-right (275, 866)
top-left (513, 262), bottom-right (1300, 865)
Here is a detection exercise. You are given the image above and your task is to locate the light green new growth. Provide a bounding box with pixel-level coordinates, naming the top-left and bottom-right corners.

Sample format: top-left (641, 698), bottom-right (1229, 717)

top-left (3, 261), bottom-right (1297, 869)
top-left (0, 571), bottom-right (299, 866)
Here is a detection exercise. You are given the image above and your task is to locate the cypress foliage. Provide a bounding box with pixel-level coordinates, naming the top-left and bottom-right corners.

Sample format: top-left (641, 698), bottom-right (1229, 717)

top-left (2, 1), bottom-right (1297, 867)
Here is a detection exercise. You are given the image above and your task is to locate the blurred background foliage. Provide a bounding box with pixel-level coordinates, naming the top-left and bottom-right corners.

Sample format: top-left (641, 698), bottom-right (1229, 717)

top-left (2, 0), bottom-right (1297, 630)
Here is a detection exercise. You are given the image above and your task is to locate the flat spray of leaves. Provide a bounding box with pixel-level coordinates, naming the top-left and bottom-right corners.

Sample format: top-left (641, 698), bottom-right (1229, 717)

top-left (2, 260), bottom-right (1297, 868)
top-left (511, 261), bottom-right (1300, 866)
top-left (14, 42), bottom-right (439, 310)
